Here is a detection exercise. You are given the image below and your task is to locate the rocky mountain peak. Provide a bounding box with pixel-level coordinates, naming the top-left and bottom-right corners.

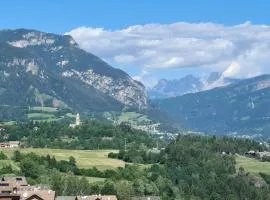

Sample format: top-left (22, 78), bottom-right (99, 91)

top-left (0, 29), bottom-right (147, 111)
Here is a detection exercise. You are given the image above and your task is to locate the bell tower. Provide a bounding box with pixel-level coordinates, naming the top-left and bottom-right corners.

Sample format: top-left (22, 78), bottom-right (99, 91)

top-left (75, 113), bottom-right (81, 126)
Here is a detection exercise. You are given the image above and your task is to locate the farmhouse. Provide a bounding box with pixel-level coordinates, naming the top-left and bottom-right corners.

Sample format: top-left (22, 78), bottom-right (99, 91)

top-left (245, 150), bottom-right (270, 160)
top-left (0, 143), bottom-right (9, 148)
top-left (0, 141), bottom-right (20, 149)
top-left (9, 141), bottom-right (20, 148)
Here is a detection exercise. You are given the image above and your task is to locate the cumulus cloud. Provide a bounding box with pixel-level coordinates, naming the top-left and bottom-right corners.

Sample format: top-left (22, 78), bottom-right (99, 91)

top-left (66, 21), bottom-right (270, 85)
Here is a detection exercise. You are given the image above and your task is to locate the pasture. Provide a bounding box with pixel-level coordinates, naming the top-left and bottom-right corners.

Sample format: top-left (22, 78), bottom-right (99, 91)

top-left (236, 156), bottom-right (270, 175)
top-left (1, 148), bottom-right (125, 170)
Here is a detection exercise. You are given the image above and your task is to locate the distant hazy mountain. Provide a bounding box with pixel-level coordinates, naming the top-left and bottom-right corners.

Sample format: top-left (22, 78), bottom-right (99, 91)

top-left (0, 29), bottom-right (147, 119)
top-left (156, 75), bottom-right (270, 137)
top-left (149, 74), bottom-right (203, 99)
top-left (148, 72), bottom-right (239, 99)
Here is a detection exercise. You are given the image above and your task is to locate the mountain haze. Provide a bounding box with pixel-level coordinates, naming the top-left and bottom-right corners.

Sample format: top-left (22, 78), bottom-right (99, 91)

top-left (157, 75), bottom-right (270, 137)
top-left (148, 72), bottom-right (239, 99)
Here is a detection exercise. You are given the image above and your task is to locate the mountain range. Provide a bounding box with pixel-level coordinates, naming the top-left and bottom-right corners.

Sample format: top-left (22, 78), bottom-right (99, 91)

top-left (148, 72), bottom-right (239, 99)
top-left (1, 28), bottom-right (270, 138)
top-left (156, 74), bottom-right (270, 137)
top-left (0, 29), bottom-right (147, 120)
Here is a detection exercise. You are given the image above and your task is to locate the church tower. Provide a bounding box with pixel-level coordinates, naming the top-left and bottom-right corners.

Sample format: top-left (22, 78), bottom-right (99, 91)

top-left (75, 113), bottom-right (81, 126)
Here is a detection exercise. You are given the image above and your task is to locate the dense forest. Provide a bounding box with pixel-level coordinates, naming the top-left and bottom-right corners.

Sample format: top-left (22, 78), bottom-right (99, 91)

top-left (1, 135), bottom-right (270, 200)
top-left (0, 121), bottom-right (164, 150)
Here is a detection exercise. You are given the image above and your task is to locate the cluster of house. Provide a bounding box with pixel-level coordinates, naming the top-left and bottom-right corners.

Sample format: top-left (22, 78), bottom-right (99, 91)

top-left (0, 141), bottom-right (20, 148)
top-left (245, 150), bottom-right (270, 159)
top-left (0, 176), bottom-right (54, 200)
top-left (0, 176), bottom-right (160, 200)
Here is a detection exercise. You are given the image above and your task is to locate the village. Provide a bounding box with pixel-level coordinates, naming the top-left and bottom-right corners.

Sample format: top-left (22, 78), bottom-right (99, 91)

top-left (0, 176), bottom-right (161, 200)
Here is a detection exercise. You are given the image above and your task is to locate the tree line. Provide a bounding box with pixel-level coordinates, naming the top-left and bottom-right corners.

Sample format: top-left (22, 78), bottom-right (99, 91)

top-left (1, 134), bottom-right (270, 199)
top-left (0, 121), bottom-right (165, 150)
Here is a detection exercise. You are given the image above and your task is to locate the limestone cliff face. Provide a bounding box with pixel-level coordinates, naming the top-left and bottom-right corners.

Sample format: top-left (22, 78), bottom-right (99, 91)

top-left (0, 29), bottom-right (147, 111)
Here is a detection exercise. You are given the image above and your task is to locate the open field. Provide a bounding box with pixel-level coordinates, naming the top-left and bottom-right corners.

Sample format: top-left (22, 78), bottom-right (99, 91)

top-left (0, 121), bottom-right (16, 126)
top-left (1, 148), bottom-right (125, 170)
top-left (118, 112), bottom-right (151, 123)
top-left (0, 158), bottom-right (106, 183)
top-left (29, 107), bottom-right (58, 113)
top-left (236, 156), bottom-right (270, 174)
top-left (27, 113), bottom-right (56, 119)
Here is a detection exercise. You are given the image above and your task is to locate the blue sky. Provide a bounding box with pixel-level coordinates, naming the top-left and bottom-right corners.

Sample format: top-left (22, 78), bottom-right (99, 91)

top-left (1, 1), bottom-right (270, 86)
top-left (1, 0), bottom-right (269, 33)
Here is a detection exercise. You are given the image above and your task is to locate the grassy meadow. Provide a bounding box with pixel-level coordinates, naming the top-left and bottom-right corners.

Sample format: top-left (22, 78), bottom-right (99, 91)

top-left (117, 112), bottom-right (151, 123)
top-left (236, 156), bottom-right (270, 175)
top-left (1, 148), bottom-right (125, 170)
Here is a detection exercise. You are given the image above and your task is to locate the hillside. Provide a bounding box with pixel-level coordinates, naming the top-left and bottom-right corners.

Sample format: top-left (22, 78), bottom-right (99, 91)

top-left (0, 29), bottom-right (147, 121)
top-left (1, 134), bottom-right (269, 199)
top-left (157, 75), bottom-right (270, 137)
top-left (0, 120), bottom-right (162, 150)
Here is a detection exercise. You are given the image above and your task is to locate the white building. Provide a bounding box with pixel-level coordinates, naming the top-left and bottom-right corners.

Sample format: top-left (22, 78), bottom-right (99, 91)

top-left (9, 141), bottom-right (20, 148)
top-left (69, 113), bottom-right (81, 128)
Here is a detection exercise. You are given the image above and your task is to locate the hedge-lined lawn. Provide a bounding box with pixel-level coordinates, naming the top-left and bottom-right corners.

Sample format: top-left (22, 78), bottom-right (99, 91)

top-left (236, 156), bottom-right (270, 174)
top-left (27, 113), bottom-right (56, 119)
top-left (2, 148), bottom-right (125, 170)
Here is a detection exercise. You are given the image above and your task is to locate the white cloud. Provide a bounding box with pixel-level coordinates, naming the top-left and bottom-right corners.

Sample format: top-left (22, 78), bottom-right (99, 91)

top-left (114, 54), bottom-right (136, 64)
top-left (66, 22), bottom-right (270, 85)
top-left (132, 69), bottom-right (158, 88)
